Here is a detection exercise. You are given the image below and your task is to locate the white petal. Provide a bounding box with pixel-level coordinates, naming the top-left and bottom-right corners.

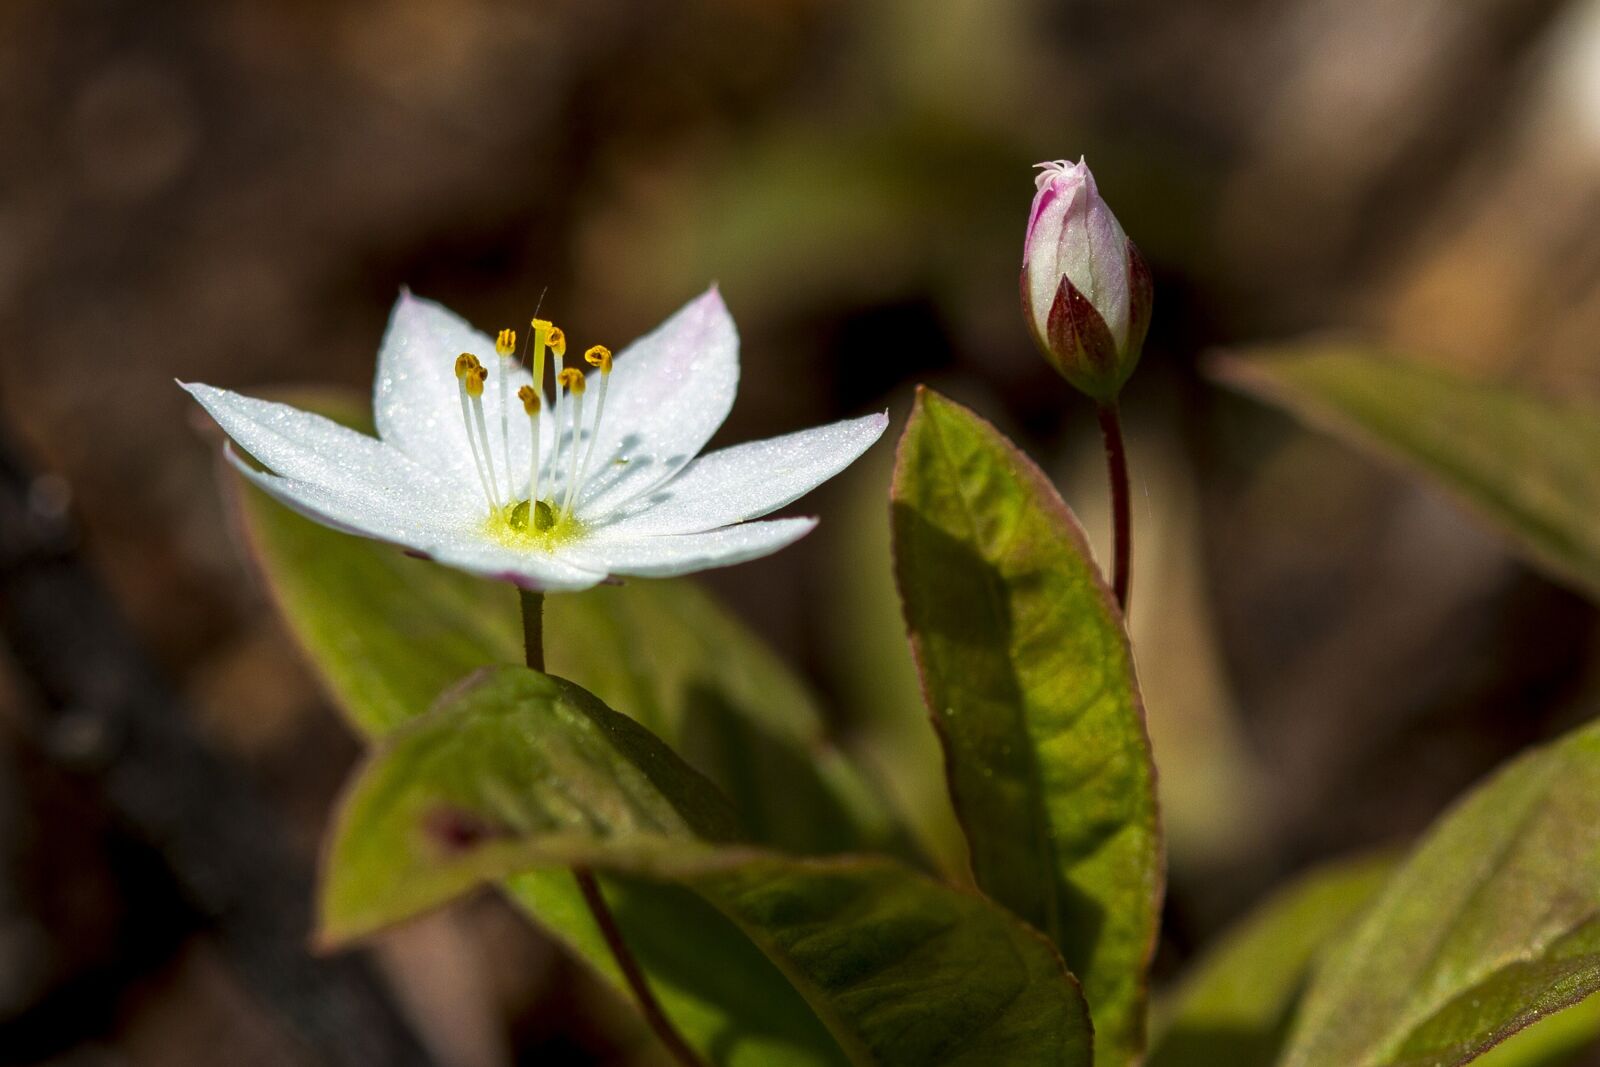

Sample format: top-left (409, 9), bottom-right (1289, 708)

top-left (372, 292), bottom-right (538, 489)
top-left (594, 413), bottom-right (889, 536)
top-left (229, 455), bottom-right (463, 546)
top-left (560, 517), bottom-right (817, 578)
top-left (232, 456), bottom-right (606, 592)
top-left (183, 382), bottom-right (465, 509)
top-left (423, 540), bottom-right (608, 593)
top-left (569, 287), bottom-right (739, 515)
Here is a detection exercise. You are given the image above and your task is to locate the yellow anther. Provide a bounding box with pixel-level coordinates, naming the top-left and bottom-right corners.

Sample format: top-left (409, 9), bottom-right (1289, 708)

top-left (557, 366), bottom-right (586, 394)
top-left (518, 384), bottom-right (539, 415)
top-left (584, 345), bottom-right (612, 374)
top-left (465, 366), bottom-right (487, 398)
top-left (546, 326), bottom-right (567, 358)
top-left (531, 316), bottom-right (552, 333)
top-left (454, 352), bottom-right (481, 380)
top-left (496, 328), bottom-right (517, 357)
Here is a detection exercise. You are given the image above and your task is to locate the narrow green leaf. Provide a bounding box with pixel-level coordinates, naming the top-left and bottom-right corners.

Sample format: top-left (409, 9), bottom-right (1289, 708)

top-left (889, 387), bottom-right (1162, 1065)
top-left (324, 666), bottom-right (1094, 1067)
top-left (1210, 344), bottom-right (1600, 601)
top-left (1147, 855), bottom-right (1393, 1067)
top-left (1282, 719), bottom-right (1600, 1067)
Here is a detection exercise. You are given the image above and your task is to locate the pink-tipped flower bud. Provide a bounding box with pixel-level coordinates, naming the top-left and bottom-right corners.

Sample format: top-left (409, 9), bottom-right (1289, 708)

top-left (1021, 159), bottom-right (1153, 402)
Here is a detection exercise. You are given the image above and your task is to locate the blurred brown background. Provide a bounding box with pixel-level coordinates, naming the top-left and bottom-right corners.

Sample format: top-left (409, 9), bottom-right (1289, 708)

top-left (3, 0), bottom-right (1600, 1063)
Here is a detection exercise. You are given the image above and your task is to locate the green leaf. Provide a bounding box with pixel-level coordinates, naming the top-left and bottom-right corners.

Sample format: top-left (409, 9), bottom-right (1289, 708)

top-left (1281, 719), bottom-right (1600, 1067)
top-left (323, 667), bottom-right (840, 1065)
top-left (889, 387), bottom-right (1162, 1065)
top-left (1383, 919), bottom-right (1600, 1067)
top-left (1210, 344), bottom-right (1600, 601)
top-left (546, 581), bottom-right (900, 857)
top-left (324, 666), bottom-right (1094, 1067)
top-left (320, 667), bottom-right (738, 936)
top-left (1147, 855), bottom-right (1393, 1067)
top-left (687, 856), bottom-right (1090, 1067)
top-left (1473, 986), bottom-right (1600, 1067)
top-left (502, 868), bottom-right (848, 1065)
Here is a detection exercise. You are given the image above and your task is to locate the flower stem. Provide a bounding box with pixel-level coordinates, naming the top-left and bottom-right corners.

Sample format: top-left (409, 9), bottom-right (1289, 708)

top-left (519, 588), bottom-right (545, 671)
top-left (1096, 403), bottom-right (1132, 613)
top-left (515, 589), bottom-right (704, 1067)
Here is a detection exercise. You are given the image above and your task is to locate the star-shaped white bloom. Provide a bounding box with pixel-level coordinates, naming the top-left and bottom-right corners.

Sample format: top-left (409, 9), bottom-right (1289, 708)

top-left (182, 286), bottom-right (887, 592)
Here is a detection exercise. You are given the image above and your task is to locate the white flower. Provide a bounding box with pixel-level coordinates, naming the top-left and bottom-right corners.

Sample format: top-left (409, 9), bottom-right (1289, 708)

top-left (182, 287), bottom-right (887, 592)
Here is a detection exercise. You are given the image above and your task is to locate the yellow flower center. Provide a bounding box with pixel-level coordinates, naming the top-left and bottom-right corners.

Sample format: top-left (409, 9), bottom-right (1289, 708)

top-left (480, 497), bottom-right (585, 550)
top-left (452, 315), bottom-right (615, 539)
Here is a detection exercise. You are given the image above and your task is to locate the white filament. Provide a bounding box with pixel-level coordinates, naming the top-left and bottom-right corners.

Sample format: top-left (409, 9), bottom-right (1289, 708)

top-left (562, 383), bottom-right (585, 515)
top-left (527, 405), bottom-right (542, 510)
top-left (575, 370), bottom-right (609, 508)
top-left (468, 390), bottom-right (500, 509)
top-left (457, 382), bottom-right (497, 512)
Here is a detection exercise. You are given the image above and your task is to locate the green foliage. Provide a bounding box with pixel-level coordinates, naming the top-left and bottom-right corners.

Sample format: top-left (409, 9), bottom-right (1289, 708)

top-left (320, 665), bottom-right (839, 1065)
top-left (1474, 988), bottom-right (1600, 1067)
top-left (890, 387), bottom-right (1162, 1066)
top-left (1281, 720), bottom-right (1600, 1067)
top-left (321, 667), bottom-right (736, 940)
top-left (236, 464), bottom-right (523, 735)
top-left (546, 581), bottom-right (899, 857)
top-left (230, 403), bottom-right (907, 1065)
top-left (324, 666), bottom-right (1095, 1067)
top-left (1211, 344), bottom-right (1600, 601)
top-left (821, 442), bottom-right (970, 879)
top-left (689, 857), bottom-right (1090, 1067)
top-left (233, 391), bottom-right (894, 857)
top-left (502, 869), bottom-right (844, 1066)
top-left (1385, 918), bottom-right (1600, 1067)
top-left (1148, 855), bottom-right (1393, 1067)
top-left (228, 379), bottom-right (1600, 1067)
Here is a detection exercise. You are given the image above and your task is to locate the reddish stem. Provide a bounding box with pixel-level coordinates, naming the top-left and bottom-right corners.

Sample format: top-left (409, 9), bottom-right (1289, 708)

top-left (518, 590), bottom-right (703, 1066)
top-left (1097, 404), bottom-right (1132, 613)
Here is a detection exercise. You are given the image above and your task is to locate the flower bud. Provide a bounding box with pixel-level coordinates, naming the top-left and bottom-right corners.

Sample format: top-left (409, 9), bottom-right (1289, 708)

top-left (1021, 158), bottom-right (1153, 402)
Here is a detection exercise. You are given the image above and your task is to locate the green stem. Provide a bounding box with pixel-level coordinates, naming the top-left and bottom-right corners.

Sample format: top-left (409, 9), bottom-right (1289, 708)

top-left (1096, 403), bottom-right (1132, 613)
top-left (516, 589), bottom-right (704, 1067)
